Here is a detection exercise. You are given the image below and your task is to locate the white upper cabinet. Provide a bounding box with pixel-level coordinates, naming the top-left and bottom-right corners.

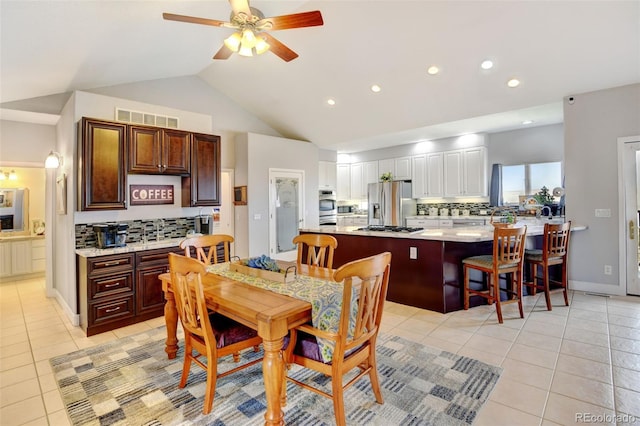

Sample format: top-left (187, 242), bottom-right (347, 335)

top-left (394, 156), bottom-right (412, 180)
top-left (413, 152), bottom-right (445, 199)
top-left (443, 147), bottom-right (487, 197)
top-left (336, 164), bottom-right (350, 200)
top-left (318, 161), bottom-right (337, 190)
top-left (462, 147), bottom-right (487, 196)
top-left (378, 158), bottom-right (393, 177)
top-left (411, 154), bottom-right (428, 198)
top-left (426, 152), bottom-right (444, 197)
top-left (444, 150), bottom-right (464, 197)
top-left (363, 161), bottom-right (379, 186)
top-left (349, 162), bottom-right (365, 200)
top-left (377, 157), bottom-right (411, 180)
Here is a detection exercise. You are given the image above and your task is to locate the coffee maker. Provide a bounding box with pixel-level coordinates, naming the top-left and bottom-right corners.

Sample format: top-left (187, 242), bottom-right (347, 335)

top-left (94, 223), bottom-right (128, 248)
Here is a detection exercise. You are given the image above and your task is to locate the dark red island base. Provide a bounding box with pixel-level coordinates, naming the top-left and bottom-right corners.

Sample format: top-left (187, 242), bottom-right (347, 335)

top-left (300, 230), bottom-right (549, 314)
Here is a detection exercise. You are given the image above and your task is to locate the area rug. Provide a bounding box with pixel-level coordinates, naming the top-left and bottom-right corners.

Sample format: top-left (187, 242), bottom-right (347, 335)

top-left (50, 327), bottom-right (501, 425)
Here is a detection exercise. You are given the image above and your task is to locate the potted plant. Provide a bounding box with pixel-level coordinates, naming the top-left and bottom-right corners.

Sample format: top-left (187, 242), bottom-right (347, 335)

top-left (380, 172), bottom-right (393, 182)
top-left (533, 186), bottom-right (554, 205)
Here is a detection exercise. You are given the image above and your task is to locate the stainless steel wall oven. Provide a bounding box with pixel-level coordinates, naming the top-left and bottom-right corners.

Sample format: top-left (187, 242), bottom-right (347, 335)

top-left (318, 190), bottom-right (337, 225)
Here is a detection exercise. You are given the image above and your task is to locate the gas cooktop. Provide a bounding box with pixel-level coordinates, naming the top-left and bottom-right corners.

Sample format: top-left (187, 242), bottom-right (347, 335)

top-left (357, 225), bottom-right (425, 234)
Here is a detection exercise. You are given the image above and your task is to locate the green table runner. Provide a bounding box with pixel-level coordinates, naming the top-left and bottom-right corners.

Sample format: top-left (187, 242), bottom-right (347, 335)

top-left (207, 263), bottom-right (357, 363)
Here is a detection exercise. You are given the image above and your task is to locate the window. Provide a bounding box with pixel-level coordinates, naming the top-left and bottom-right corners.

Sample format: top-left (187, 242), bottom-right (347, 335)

top-left (502, 162), bottom-right (562, 204)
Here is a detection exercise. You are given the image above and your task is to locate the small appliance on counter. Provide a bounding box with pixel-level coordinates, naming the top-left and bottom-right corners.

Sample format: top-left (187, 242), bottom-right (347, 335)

top-left (93, 223), bottom-right (128, 248)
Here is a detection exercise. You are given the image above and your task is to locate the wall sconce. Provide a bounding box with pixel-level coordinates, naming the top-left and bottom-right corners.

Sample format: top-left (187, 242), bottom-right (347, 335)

top-left (45, 151), bottom-right (63, 169)
top-left (0, 170), bottom-right (18, 180)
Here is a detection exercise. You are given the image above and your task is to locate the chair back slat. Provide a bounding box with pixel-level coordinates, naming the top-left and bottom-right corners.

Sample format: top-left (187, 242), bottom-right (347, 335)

top-left (494, 226), bottom-right (527, 266)
top-left (545, 222), bottom-right (571, 259)
top-left (168, 253), bottom-right (215, 345)
top-left (334, 252), bottom-right (392, 349)
top-left (180, 234), bottom-right (234, 265)
top-left (293, 234), bottom-right (338, 269)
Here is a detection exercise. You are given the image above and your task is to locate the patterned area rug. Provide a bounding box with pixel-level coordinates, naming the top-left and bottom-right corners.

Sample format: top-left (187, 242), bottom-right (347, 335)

top-left (50, 327), bottom-right (501, 425)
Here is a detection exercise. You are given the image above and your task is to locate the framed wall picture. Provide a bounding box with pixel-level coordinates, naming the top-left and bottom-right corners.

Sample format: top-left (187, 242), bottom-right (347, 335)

top-left (56, 174), bottom-right (67, 215)
top-left (234, 185), bottom-right (247, 205)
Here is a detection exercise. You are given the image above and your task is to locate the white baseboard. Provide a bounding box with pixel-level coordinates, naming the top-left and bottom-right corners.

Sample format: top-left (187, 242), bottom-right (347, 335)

top-left (570, 279), bottom-right (626, 297)
top-left (53, 289), bottom-right (81, 326)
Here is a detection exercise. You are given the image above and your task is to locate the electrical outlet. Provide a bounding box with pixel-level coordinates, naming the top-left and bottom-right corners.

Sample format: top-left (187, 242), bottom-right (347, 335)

top-left (604, 265), bottom-right (612, 275)
top-left (409, 247), bottom-right (417, 259)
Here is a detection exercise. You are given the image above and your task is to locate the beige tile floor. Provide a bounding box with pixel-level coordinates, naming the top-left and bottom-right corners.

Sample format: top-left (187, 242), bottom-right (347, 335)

top-left (1, 276), bottom-right (639, 425)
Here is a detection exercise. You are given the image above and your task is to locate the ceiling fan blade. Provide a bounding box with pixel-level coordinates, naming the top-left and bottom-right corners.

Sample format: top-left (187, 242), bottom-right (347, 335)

top-left (213, 45), bottom-right (234, 60)
top-left (163, 13), bottom-right (229, 27)
top-left (258, 11), bottom-right (323, 31)
top-left (229, 0), bottom-right (251, 18)
top-left (261, 33), bottom-right (299, 62)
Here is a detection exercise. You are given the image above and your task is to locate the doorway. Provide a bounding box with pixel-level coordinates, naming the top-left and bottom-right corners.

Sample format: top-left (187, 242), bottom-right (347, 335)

top-left (268, 169), bottom-right (305, 261)
top-left (619, 136), bottom-right (640, 296)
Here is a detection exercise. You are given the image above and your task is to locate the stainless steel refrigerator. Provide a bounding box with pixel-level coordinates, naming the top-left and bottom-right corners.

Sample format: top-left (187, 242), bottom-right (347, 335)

top-left (368, 181), bottom-right (416, 226)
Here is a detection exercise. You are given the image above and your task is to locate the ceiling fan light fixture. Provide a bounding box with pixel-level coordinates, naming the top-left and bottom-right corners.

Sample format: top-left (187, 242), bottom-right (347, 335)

top-left (241, 28), bottom-right (256, 48)
top-left (254, 36), bottom-right (270, 54)
top-left (224, 32), bottom-right (242, 52)
top-left (238, 44), bottom-right (253, 57)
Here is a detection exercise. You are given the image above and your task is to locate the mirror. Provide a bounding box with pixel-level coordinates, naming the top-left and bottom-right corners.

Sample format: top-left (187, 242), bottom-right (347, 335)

top-left (0, 188), bottom-right (29, 232)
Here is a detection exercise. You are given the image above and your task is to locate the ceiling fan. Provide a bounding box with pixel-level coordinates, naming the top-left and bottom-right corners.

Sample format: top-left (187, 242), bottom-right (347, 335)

top-left (163, 0), bottom-right (323, 62)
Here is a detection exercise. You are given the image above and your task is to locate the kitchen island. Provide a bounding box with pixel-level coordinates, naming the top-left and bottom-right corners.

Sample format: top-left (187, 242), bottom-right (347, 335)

top-left (300, 221), bottom-right (584, 313)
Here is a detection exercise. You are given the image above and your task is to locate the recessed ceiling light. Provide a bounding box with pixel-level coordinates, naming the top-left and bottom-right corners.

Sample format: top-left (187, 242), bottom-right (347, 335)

top-left (507, 78), bottom-right (520, 88)
top-left (371, 84), bottom-right (381, 93)
top-left (522, 120), bottom-right (534, 125)
top-left (427, 65), bottom-right (439, 75)
top-left (327, 98), bottom-right (336, 106)
top-left (480, 60), bottom-right (494, 70)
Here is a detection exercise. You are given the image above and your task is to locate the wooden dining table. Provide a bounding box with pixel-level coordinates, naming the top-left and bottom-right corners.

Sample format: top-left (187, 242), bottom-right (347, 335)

top-left (159, 263), bottom-right (335, 426)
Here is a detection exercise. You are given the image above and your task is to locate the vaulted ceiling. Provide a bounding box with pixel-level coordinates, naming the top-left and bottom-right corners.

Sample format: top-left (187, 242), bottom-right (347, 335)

top-left (1, 1), bottom-right (638, 153)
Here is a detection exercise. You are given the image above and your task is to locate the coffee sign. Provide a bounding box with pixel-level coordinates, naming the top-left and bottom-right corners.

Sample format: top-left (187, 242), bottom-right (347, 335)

top-left (130, 185), bottom-right (174, 206)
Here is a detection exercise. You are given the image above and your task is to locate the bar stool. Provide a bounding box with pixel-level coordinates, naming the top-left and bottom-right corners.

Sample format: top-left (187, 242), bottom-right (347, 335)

top-left (463, 225), bottom-right (527, 324)
top-left (524, 221), bottom-right (571, 310)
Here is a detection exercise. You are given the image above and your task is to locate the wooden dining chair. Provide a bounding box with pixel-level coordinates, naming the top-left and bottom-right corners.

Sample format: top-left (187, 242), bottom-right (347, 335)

top-left (180, 234), bottom-right (234, 265)
top-left (524, 221), bottom-right (571, 310)
top-left (168, 253), bottom-right (263, 415)
top-left (463, 225), bottom-right (527, 324)
top-left (293, 234), bottom-right (338, 269)
top-left (283, 252), bottom-right (392, 426)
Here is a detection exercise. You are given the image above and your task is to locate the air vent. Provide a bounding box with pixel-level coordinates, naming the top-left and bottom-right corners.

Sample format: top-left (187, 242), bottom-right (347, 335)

top-left (115, 108), bottom-right (179, 128)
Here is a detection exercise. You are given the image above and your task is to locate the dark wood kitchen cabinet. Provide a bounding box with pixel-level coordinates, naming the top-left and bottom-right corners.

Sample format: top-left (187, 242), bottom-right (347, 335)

top-left (135, 247), bottom-right (181, 317)
top-left (78, 246), bottom-right (182, 336)
top-left (78, 253), bottom-right (136, 336)
top-left (182, 133), bottom-right (221, 207)
top-left (128, 125), bottom-right (191, 175)
top-left (78, 118), bottom-right (127, 211)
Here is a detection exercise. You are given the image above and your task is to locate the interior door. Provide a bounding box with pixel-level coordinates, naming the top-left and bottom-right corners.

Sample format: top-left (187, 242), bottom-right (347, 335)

top-left (269, 169), bottom-right (305, 261)
top-left (622, 138), bottom-right (640, 295)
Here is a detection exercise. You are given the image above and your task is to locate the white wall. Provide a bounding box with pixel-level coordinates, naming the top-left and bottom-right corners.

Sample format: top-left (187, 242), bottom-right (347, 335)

top-left (0, 120), bottom-right (56, 166)
top-left (237, 133), bottom-right (319, 257)
top-left (488, 124), bottom-right (563, 166)
top-left (564, 83), bottom-right (640, 295)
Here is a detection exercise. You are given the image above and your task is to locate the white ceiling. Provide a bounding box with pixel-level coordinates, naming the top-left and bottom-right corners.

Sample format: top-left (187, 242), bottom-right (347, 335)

top-left (1, 1), bottom-right (638, 153)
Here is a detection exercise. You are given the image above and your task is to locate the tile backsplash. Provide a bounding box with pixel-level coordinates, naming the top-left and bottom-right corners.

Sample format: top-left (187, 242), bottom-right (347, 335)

top-left (75, 217), bottom-right (195, 249)
top-left (416, 202), bottom-right (491, 215)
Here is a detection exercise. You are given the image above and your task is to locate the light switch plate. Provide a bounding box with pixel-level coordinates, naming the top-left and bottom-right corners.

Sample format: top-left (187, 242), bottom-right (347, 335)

top-left (595, 209), bottom-right (611, 218)
top-left (409, 247), bottom-right (417, 259)
top-left (253, 214), bottom-right (261, 220)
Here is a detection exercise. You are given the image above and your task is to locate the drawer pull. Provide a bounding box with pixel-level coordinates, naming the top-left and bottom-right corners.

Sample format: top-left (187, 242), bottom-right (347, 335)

top-left (105, 307), bottom-right (120, 313)
top-left (104, 283), bottom-right (120, 288)
top-left (103, 261), bottom-right (122, 266)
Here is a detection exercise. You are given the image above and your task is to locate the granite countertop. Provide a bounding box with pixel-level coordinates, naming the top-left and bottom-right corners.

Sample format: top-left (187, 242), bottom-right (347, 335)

top-left (301, 219), bottom-right (586, 243)
top-left (405, 215), bottom-right (490, 220)
top-left (76, 237), bottom-right (185, 258)
top-left (0, 233), bottom-right (45, 241)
